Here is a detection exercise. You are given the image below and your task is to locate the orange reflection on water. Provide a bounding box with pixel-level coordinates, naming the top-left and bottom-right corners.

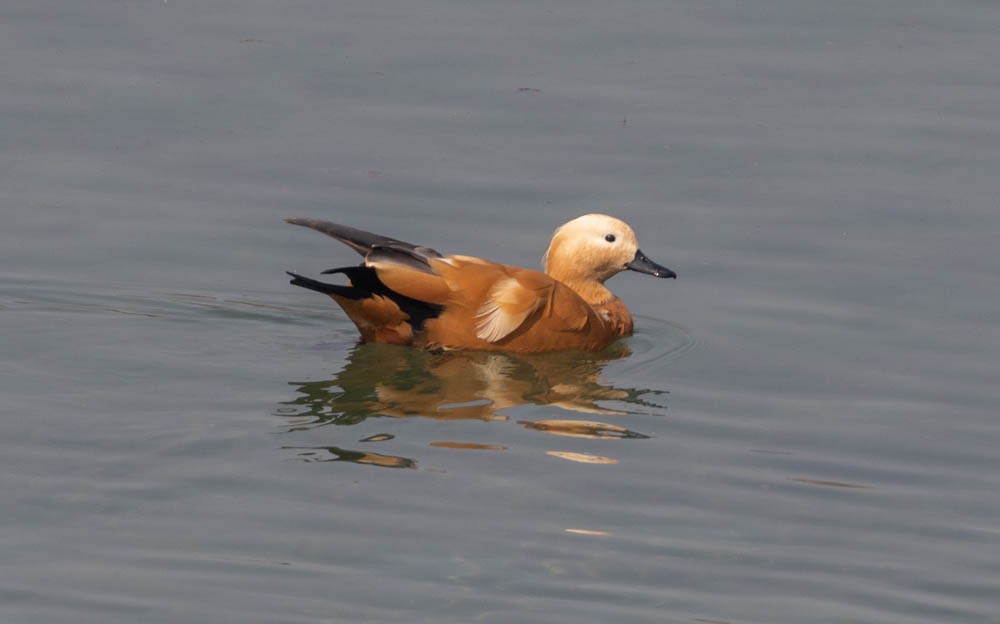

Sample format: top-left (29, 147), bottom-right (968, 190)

top-left (520, 419), bottom-right (649, 440)
top-left (429, 441), bottom-right (507, 450)
top-left (282, 445), bottom-right (416, 469)
top-left (564, 528), bottom-right (610, 536)
top-left (281, 342), bottom-right (661, 427)
top-left (546, 451), bottom-right (618, 464)
top-left (278, 342), bottom-right (667, 468)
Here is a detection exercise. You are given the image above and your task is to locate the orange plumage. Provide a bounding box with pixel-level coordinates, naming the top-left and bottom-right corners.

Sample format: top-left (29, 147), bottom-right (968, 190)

top-left (286, 214), bottom-right (675, 352)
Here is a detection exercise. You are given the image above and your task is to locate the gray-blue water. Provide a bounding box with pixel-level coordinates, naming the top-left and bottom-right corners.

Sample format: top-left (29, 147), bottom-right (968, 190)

top-left (3, 2), bottom-right (999, 622)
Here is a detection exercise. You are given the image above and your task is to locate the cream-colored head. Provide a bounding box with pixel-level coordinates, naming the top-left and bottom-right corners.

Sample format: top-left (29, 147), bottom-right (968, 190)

top-left (543, 214), bottom-right (675, 288)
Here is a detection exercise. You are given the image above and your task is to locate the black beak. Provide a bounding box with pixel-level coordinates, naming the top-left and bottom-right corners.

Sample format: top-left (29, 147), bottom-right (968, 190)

top-left (625, 249), bottom-right (676, 279)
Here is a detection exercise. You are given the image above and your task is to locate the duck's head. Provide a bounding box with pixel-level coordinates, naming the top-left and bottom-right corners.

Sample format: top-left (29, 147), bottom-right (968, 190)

top-left (543, 214), bottom-right (676, 286)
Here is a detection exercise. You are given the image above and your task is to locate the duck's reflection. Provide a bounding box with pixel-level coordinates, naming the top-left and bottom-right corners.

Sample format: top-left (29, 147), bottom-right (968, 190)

top-left (281, 444), bottom-right (417, 469)
top-left (278, 341), bottom-right (666, 468)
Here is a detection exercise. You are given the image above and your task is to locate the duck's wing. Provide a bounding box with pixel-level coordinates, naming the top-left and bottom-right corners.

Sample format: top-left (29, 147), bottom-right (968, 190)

top-left (474, 274), bottom-right (549, 342)
top-left (284, 217), bottom-right (443, 259)
top-left (335, 251), bottom-right (590, 345)
top-left (286, 215), bottom-right (451, 308)
top-left (429, 261), bottom-right (591, 343)
top-left (362, 246), bottom-right (452, 305)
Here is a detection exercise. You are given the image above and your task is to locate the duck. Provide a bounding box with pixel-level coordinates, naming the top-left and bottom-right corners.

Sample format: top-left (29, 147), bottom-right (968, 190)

top-left (285, 214), bottom-right (675, 353)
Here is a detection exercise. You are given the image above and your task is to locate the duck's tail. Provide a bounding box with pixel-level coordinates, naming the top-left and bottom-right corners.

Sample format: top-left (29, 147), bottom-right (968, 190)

top-left (286, 267), bottom-right (443, 330)
top-left (285, 271), bottom-right (358, 299)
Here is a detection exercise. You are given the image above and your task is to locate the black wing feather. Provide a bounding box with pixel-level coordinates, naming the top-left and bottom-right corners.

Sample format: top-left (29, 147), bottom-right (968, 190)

top-left (284, 217), bottom-right (442, 259)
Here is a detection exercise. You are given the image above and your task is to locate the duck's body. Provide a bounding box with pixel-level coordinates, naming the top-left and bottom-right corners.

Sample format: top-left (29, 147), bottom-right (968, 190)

top-left (286, 214), bottom-right (675, 353)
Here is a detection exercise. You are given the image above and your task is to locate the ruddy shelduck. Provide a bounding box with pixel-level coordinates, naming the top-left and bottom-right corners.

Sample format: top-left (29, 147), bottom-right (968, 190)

top-left (285, 214), bottom-right (675, 352)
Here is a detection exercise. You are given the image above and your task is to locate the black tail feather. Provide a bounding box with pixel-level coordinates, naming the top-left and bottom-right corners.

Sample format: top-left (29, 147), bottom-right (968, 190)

top-left (286, 271), bottom-right (363, 299)
top-left (286, 267), bottom-right (443, 329)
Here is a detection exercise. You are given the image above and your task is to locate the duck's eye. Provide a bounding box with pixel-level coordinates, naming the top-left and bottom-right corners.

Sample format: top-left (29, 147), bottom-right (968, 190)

top-left (604, 234), bottom-right (616, 243)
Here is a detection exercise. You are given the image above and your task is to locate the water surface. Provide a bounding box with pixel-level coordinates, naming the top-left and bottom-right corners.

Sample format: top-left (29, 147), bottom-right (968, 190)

top-left (2, 1), bottom-right (999, 623)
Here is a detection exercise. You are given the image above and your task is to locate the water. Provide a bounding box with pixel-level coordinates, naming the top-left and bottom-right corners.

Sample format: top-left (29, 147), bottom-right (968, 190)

top-left (3, 1), bottom-right (999, 622)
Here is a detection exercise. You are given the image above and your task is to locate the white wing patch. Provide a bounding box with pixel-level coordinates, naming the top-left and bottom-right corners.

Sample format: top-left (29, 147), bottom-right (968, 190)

top-left (475, 277), bottom-right (542, 343)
